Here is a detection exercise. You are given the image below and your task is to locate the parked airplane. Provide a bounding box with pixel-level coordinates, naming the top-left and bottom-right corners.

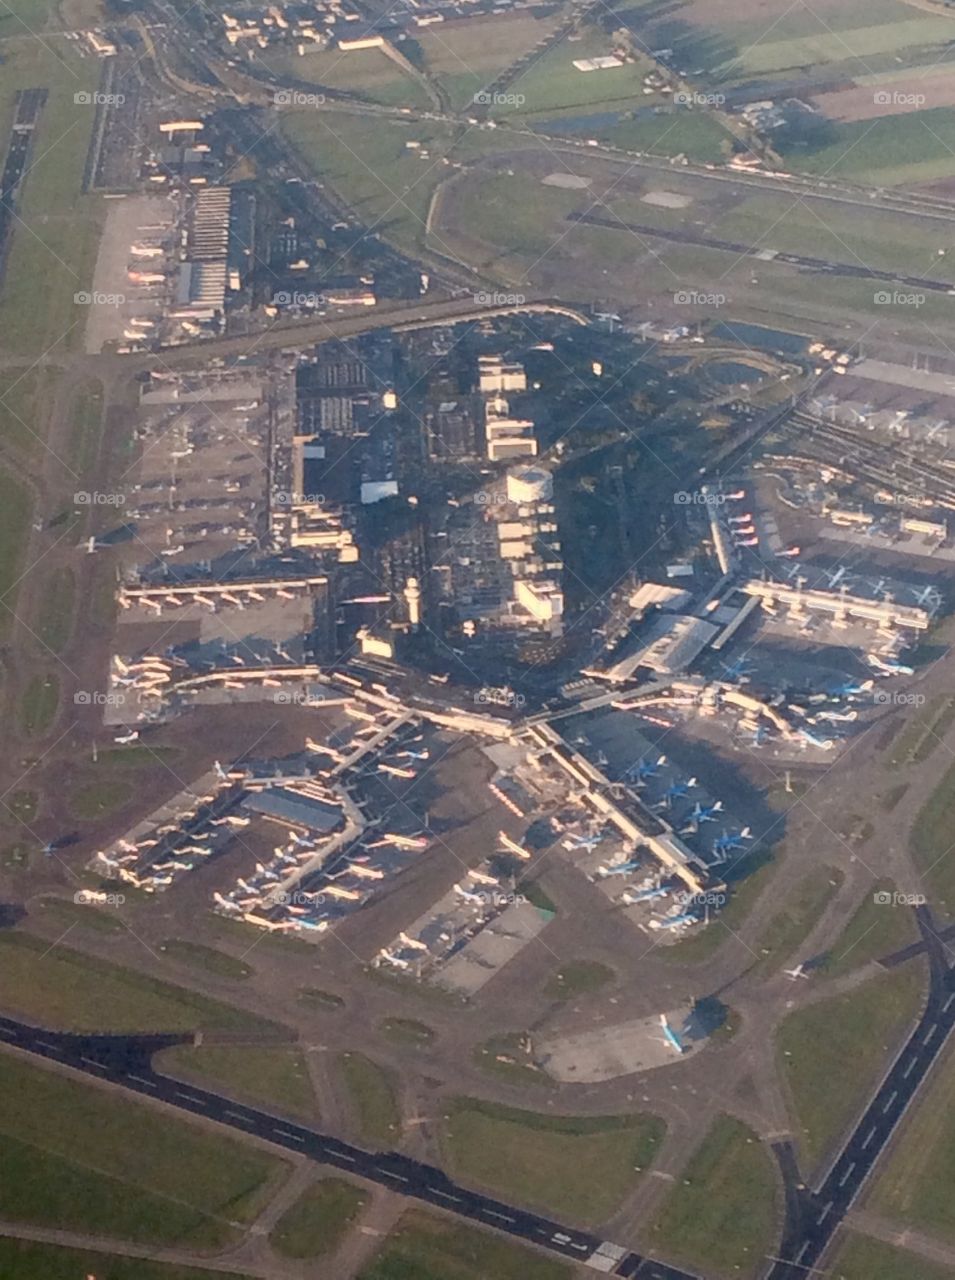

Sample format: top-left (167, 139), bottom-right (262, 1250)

top-left (653, 778), bottom-right (698, 809)
top-left (659, 1014), bottom-right (685, 1054)
top-left (727, 513), bottom-right (753, 524)
top-left (734, 536), bottom-right (759, 548)
top-left (866, 653), bottom-right (914, 677)
top-left (828, 679), bottom-right (873, 697)
top-left (378, 762), bottom-right (415, 779)
top-left (620, 884), bottom-right (669, 904)
top-left (114, 729), bottom-right (140, 745)
top-left (625, 755), bottom-right (667, 784)
top-left (784, 963), bottom-right (809, 981)
top-left (595, 857), bottom-right (643, 879)
top-left (563, 831), bottom-right (603, 852)
top-left (913, 585), bottom-right (942, 609)
top-left (711, 827), bottom-right (752, 859)
top-left (721, 659), bottom-right (753, 682)
top-left (815, 708), bottom-right (858, 725)
top-left (690, 800), bottom-right (723, 824)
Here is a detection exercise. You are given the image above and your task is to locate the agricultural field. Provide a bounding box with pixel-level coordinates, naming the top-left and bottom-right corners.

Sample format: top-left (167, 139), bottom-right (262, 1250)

top-left (0, 1051), bottom-right (289, 1247)
top-left (645, 1116), bottom-right (778, 1278)
top-left (441, 1098), bottom-right (665, 1223)
top-left (777, 964), bottom-right (924, 1169)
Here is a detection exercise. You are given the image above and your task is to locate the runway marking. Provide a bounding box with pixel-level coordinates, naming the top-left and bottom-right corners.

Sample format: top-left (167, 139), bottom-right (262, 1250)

top-left (129, 1075), bottom-right (157, 1089)
top-left (817, 1201), bottom-right (833, 1225)
top-left (35, 1040), bottom-right (57, 1051)
top-left (943, 993), bottom-right (955, 1013)
top-left (882, 1091), bottom-right (898, 1114)
top-left (902, 1057), bottom-right (918, 1078)
top-left (861, 1127), bottom-right (878, 1150)
top-left (334, 1151), bottom-right (356, 1163)
top-left (175, 1091), bottom-right (197, 1102)
top-left (483, 1209), bottom-right (516, 1223)
top-left (377, 1169), bottom-right (409, 1183)
top-left (79, 1057), bottom-right (107, 1070)
top-left (922, 1025), bottom-right (940, 1047)
top-left (274, 1129), bottom-right (305, 1143)
top-left (428, 1188), bottom-right (461, 1202)
top-left (837, 1163), bottom-right (855, 1188)
top-left (224, 1109), bottom-right (253, 1123)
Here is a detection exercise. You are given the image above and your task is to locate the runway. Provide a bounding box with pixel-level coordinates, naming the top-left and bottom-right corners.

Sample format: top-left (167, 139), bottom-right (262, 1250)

top-left (567, 210), bottom-right (955, 296)
top-left (767, 907), bottom-right (955, 1280)
top-left (0, 1012), bottom-right (699, 1279)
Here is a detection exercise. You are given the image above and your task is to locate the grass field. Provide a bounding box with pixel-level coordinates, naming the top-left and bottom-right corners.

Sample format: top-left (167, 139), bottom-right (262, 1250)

top-left (0, 39), bottom-right (103, 354)
top-left (380, 1016), bottom-right (434, 1044)
top-left (159, 938), bottom-right (254, 981)
top-left (784, 108), bottom-right (955, 187)
top-left (777, 965), bottom-right (924, 1169)
top-left (157, 1044), bottom-right (318, 1121)
top-left (339, 1051), bottom-right (401, 1146)
top-left (867, 1042), bottom-right (955, 1241)
top-left (0, 1239), bottom-right (256, 1280)
top-left (751, 866), bottom-right (844, 974)
top-left (830, 1231), bottom-right (954, 1280)
top-left (544, 109), bottom-right (733, 163)
top-left (298, 986), bottom-right (345, 1010)
top-left (502, 28), bottom-right (658, 120)
top-left (270, 1178), bottom-right (366, 1258)
top-left (545, 959), bottom-right (615, 1000)
top-left (417, 11), bottom-right (561, 110)
top-left (359, 1208), bottom-right (573, 1280)
top-left (0, 370), bottom-right (49, 453)
top-left (71, 775), bottom-right (134, 818)
top-left (0, 931), bottom-right (279, 1033)
top-left (0, 1051), bottom-right (288, 1247)
top-left (821, 881), bottom-right (917, 977)
top-left (646, 1116), bottom-right (777, 1278)
top-left (262, 45), bottom-right (429, 109)
top-left (0, 470), bottom-right (34, 631)
top-left (442, 1098), bottom-right (664, 1223)
top-left (911, 758), bottom-right (955, 914)
top-left (475, 1032), bottom-right (554, 1088)
top-left (32, 894), bottom-right (125, 935)
top-left (67, 377), bottom-right (103, 472)
top-left (19, 671), bottom-right (59, 735)
top-left (660, 857), bottom-right (777, 964)
top-left (35, 566), bottom-right (75, 653)
top-left (890, 695), bottom-right (955, 767)
top-left (281, 110), bottom-right (450, 254)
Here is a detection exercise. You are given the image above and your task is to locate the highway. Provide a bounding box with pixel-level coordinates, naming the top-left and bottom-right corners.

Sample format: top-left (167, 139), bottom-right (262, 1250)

top-left (0, 1011), bottom-right (698, 1279)
top-left (766, 907), bottom-right (955, 1280)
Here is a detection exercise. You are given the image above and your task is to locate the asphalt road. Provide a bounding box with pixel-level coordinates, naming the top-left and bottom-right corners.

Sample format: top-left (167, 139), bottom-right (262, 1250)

top-left (0, 1011), bottom-right (699, 1279)
top-left (767, 907), bottom-right (955, 1280)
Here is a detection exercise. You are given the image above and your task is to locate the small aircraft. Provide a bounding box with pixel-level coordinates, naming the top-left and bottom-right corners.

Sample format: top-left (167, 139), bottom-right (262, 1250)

top-left (114, 729), bottom-right (140, 745)
top-left (783, 963), bottom-right (809, 981)
top-left (621, 883), bottom-right (669, 904)
top-left (563, 831), bottom-right (604, 852)
top-left (711, 827), bottom-right (752, 860)
top-left (866, 653), bottom-right (914, 677)
top-left (828, 679), bottom-right (873, 697)
top-left (727, 513), bottom-right (753, 525)
top-left (595, 856), bottom-right (643, 879)
top-left (690, 800), bottom-right (724, 824)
